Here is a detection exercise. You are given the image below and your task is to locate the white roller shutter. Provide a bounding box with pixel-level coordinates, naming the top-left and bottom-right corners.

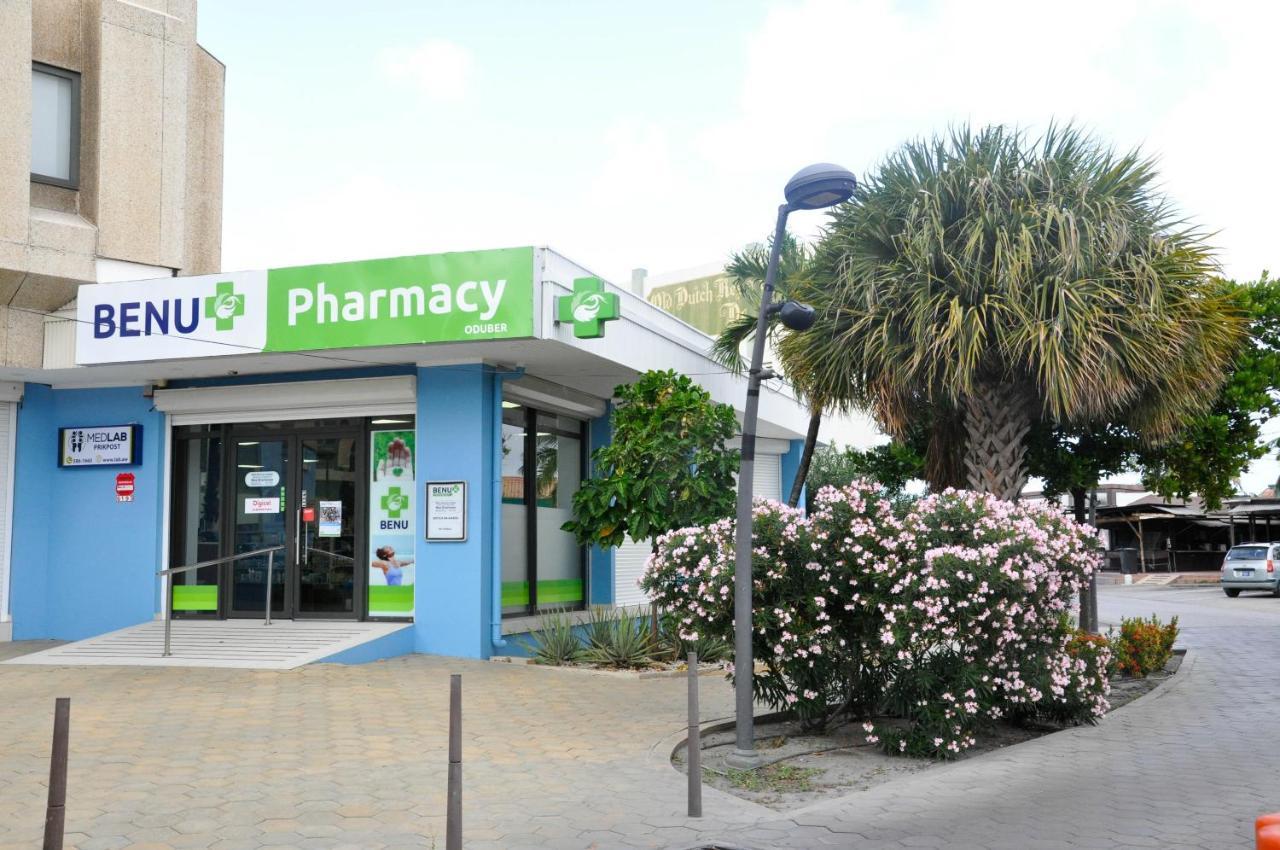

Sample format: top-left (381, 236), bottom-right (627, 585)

top-left (752, 453), bottom-right (782, 502)
top-left (614, 536), bottom-right (653, 607)
top-left (154, 376), bottom-right (416, 424)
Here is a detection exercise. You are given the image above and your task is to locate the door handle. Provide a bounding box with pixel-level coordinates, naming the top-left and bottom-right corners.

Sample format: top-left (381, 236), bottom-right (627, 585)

top-left (295, 507), bottom-right (303, 566)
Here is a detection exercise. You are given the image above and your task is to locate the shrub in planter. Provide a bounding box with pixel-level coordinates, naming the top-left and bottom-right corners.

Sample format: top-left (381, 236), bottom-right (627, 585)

top-left (1110, 614), bottom-right (1178, 678)
top-left (659, 613), bottom-right (732, 665)
top-left (518, 609), bottom-right (585, 665)
top-left (641, 483), bottom-right (1110, 759)
top-left (584, 606), bottom-right (655, 669)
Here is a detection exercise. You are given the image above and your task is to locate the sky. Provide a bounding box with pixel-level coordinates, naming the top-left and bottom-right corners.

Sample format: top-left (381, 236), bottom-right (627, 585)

top-left (198, 0), bottom-right (1280, 492)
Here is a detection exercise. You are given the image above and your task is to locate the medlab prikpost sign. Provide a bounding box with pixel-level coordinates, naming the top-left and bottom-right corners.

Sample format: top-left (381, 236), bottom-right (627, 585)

top-left (75, 247), bottom-right (536, 364)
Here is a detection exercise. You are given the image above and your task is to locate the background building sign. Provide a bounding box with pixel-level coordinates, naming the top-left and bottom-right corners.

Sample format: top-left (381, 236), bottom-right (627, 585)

top-left (76, 247), bottom-right (536, 365)
top-left (369, 430), bottom-right (415, 617)
top-left (58, 424), bottom-right (140, 467)
top-left (647, 272), bottom-right (746, 336)
top-left (426, 481), bottom-right (467, 541)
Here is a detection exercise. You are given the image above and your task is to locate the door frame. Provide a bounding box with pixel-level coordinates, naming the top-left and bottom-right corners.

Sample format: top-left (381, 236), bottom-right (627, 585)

top-left (223, 432), bottom-right (294, 619)
top-left (170, 417), bottom-right (374, 621)
top-left (222, 420), bottom-right (367, 620)
top-left (291, 428), bottom-right (367, 621)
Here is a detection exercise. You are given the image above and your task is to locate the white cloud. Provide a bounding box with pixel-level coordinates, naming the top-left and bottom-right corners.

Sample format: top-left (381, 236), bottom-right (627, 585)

top-left (691, 0), bottom-right (1277, 283)
top-left (379, 39), bottom-right (473, 102)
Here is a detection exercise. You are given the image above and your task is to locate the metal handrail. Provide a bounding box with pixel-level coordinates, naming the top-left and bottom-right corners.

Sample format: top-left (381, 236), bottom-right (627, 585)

top-left (156, 545), bottom-right (284, 577)
top-left (303, 549), bottom-right (357, 564)
top-left (158, 545), bottom-right (285, 657)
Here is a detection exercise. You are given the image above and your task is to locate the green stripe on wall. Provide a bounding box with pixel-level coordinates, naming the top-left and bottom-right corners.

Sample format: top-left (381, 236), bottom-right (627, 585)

top-left (501, 579), bottom-right (583, 607)
top-left (172, 585), bottom-right (218, 612)
top-left (369, 585), bottom-right (414, 616)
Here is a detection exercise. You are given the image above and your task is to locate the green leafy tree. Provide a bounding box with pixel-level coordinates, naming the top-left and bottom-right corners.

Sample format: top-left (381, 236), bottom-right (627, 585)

top-left (797, 124), bottom-right (1245, 499)
top-left (806, 441), bottom-right (923, 509)
top-left (1026, 422), bottom-right (1137, 519)
top-left (1138, 274), bottom-right (1280, 508)
top-left (563, 369), bottom-right (739, 550)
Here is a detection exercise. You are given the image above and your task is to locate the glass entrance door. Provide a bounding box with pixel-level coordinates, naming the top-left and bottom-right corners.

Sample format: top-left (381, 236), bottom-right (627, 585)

top-left (296, 436), bottom-right (359, 615)
top-left (229, 438), bottom-right (290, 617)
top-left (171, 418), bottom-right (374, 621)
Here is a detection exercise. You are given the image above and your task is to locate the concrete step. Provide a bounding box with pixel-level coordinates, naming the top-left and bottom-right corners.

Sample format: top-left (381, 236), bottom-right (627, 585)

top-left (2, 619), bottom-right (412, 669)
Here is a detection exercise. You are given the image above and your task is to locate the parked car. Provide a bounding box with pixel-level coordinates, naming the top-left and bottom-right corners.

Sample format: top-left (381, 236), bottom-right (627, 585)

top-left (1221, 543), bottom-right (1280, 597)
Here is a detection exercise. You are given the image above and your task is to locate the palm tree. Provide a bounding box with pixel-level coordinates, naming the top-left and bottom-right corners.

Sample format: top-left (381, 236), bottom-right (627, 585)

top-left (712, 235), bottom-right (854, 506)
top-left (798, 124), bottom-right (1244, 500)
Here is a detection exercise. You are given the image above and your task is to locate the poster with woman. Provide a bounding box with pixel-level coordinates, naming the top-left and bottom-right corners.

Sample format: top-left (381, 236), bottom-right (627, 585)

top-left (368, 430), bottom-right (415, 617)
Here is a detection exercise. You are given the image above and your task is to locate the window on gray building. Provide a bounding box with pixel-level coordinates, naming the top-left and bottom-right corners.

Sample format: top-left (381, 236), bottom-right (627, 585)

top-left (31, 63), bottom-right (80, 188)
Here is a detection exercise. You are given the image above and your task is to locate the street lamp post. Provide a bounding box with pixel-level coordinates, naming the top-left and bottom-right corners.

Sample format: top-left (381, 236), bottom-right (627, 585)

top-left (727, 163), bottom-right (858, 770)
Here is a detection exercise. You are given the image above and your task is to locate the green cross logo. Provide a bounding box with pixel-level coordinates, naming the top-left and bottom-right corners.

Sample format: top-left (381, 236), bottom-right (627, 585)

top-left (204, 280), bottom-right (245, 331)
top-left (556, 277), bottom-right (620, 339)
top-left (381, 486), bottom-right (409, 519)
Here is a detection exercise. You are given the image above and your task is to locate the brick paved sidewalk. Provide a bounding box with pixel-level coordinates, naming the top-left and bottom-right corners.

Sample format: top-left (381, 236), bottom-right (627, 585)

top-left (0, 585), bottom-right (1272, 849)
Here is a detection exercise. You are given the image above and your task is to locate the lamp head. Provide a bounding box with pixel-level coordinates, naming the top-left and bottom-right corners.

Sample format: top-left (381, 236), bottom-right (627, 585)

top-left (778, 300), bottom-right (816, 331)
top-left (784, 163), bottom-right (857, 210)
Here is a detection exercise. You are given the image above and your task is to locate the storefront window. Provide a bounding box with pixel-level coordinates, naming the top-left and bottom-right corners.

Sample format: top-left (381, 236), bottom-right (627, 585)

top-left (171, 432), bottom-right (222, 614)
top-left (501, 402), bottom-right (587, 615)
top-left (534, 413), bottom-right (584, 607)
top-left (501, 404), bottom-right (528, 614)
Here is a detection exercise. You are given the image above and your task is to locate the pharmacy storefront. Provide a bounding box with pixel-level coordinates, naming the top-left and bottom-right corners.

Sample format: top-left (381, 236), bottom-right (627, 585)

top-left (2, 247), bottom-right (817, 659)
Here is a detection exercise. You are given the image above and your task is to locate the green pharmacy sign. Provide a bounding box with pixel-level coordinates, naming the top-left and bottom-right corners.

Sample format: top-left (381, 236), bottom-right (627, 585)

top-left (381, 486), bottom-right (409, 519)
top-left (76, 247), bottom-right (538, 365)
top-left (204, 281), bottom-right (245, 331)
top-left (557, 277), bottom-right (620, 339)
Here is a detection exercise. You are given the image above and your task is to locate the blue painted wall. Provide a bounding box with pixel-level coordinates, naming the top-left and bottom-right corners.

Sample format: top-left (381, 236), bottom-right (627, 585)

top-left (316, 624), bottom-right (415, 664)
top-left (588, 406), bottom-right (613, 605)
top-left (415, 365), bottom-right (494, 658)
top-left (781, 438), bottom-right (806, 507)
top-left (11, 385), bottom-right (166, 640)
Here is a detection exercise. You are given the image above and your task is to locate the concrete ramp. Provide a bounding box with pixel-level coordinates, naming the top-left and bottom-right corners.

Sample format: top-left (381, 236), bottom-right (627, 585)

top-left (3, 619), bottom-right (413, 669)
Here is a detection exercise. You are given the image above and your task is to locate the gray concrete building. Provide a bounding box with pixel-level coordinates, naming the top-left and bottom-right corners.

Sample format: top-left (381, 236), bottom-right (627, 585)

top-left (0, 0), bottom-right (223, 368)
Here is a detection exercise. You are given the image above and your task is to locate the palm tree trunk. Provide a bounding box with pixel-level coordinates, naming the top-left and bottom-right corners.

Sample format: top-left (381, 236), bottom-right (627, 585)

top-left (962, 383), bottom-right (1032, 501)
top-left (924, 410), bottom-right (967, 491)
top-left (787, 408), bottom-right (822, 508)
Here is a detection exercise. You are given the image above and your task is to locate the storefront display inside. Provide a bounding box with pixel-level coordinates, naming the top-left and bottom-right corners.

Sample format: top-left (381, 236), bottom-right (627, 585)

top-left (170, 415), bottom-right (417, 621)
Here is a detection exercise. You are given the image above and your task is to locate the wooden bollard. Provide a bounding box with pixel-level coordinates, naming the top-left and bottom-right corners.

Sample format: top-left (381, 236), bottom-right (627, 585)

top-left (43, 697), bottom-right (70, 850)
top-left (447, 674), bottom-right (462, 850)
top-left (687, 651), bottom-right (702, 818)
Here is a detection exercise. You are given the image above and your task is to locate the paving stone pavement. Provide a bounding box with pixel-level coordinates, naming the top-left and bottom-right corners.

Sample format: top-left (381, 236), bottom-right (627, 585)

top-left (0, 585), bottom-right (1272, 849)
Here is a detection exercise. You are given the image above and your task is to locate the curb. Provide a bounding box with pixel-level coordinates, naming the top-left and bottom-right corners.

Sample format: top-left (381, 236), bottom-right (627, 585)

top-left (488, 655), bottom-right (728, 680)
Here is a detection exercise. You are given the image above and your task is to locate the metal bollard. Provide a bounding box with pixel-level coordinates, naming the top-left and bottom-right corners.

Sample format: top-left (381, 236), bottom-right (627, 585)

top-left (447, 673), bottom-right (462, 850)
top-left (687, 651), bottom-right (702, 818)
top-left (43, 697), bottom-right (70, 850)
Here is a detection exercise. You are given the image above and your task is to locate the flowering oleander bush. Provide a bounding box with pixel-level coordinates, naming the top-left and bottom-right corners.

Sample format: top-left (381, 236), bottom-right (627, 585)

top-left (1110, 614), bottom-right (1179, 678)
top-left (641, 483), bottom-right (1110, 759)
